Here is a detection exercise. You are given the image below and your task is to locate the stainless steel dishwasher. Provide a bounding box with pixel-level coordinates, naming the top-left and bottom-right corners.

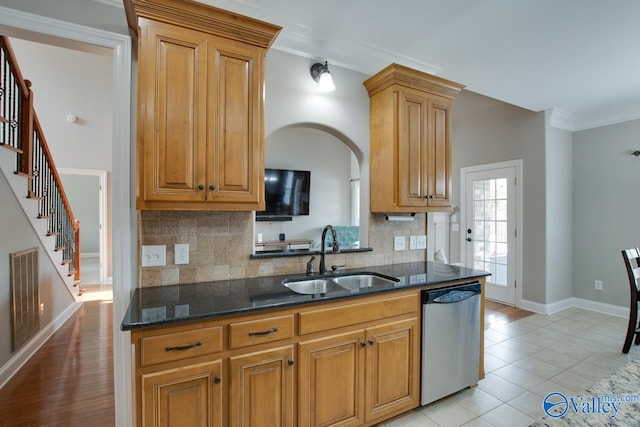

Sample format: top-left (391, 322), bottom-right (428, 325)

top-left (421, 282), bottom-right (481, 405)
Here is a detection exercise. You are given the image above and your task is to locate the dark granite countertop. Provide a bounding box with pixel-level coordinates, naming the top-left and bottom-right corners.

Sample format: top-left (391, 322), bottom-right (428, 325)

top-left (121, 261), bottom-right (490, 331)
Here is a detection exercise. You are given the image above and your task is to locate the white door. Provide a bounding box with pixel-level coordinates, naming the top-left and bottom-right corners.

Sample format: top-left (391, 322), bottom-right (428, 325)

top-left (463, 165), bottom-right (518, 305)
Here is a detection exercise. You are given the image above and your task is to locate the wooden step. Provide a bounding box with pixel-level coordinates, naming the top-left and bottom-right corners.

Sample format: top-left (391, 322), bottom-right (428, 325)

top-left (0, 142), bottom-right (23, 154)
top-left (37, 215), bottom-right (51, 220)
top-left (0, 116), bottom-right (8, 123)
top-left (54, 246), bottom-right (66, 252)
top-left (62, 258), bottom-right (71, 265)
top-left (47, 231), bottom-right (59, 237)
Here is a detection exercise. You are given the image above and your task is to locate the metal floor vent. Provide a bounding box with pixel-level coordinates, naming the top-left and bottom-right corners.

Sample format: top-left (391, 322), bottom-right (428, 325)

top-left (10, 247), bottom-right (40, 351)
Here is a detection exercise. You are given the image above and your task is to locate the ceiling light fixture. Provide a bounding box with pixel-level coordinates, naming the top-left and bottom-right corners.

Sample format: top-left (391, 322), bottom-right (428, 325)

top-left (310, 61), bottom-right (335, 92)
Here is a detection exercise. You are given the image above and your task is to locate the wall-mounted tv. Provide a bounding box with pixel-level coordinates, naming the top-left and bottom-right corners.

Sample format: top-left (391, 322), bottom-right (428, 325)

top-left (257, 168), bottom-right (310, 218)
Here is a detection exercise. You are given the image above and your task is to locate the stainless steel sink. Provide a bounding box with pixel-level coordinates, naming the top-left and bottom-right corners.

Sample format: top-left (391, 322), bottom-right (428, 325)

top-left (331, 274), bottom-right (397, 290)
top-left (282, 279), bottom-right (344, 295)
top-left (283, 273), bottom-right (398, 294)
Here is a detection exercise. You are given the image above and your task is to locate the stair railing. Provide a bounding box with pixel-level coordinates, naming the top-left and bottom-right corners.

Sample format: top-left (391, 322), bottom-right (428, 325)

top-left (0, 36), bottom-right (80, 283)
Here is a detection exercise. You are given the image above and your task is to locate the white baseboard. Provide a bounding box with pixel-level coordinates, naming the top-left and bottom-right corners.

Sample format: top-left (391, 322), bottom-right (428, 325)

top-left (0, 300), bottom-right (83, 389)
top-left (520, 297), bottom-right (627, 318)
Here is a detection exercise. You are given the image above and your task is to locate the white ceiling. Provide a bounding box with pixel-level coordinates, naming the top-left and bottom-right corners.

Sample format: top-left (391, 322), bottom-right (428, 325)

top-left (111, 0), bottom-right (640, 131)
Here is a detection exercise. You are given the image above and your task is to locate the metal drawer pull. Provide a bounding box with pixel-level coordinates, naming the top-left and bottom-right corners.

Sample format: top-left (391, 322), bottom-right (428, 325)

top-left (165, 341), bottom-right (203, 352)
top-left (248, 327), bottom-right (278, 336)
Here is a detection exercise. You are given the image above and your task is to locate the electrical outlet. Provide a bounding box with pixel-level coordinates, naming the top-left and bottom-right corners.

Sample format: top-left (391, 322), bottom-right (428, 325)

top-left (595, 280), bottom-right (603, 291)
top-left (416, 235), bottom-right (427, 250)
top-left (141, 245), bottom-right (166, 267)
top-left (175, 243), bottom-right (189, 265)
top-left (409, 236), bottom-right (417, 250)
top-left (394, 236), bottom-right (406, 251)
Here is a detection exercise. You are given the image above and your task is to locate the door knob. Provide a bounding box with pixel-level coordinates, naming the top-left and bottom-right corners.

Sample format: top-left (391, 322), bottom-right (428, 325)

top-left (466, 237), bottom-right (472, 242)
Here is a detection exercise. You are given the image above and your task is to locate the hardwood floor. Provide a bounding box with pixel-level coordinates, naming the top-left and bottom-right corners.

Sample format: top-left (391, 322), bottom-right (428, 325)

top-left (0, 295), bottom-right (115, 426)
top-left (0, 290), bottom-right (532, 426)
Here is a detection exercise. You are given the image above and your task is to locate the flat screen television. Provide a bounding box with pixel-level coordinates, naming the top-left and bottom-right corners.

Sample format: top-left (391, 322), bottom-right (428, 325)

top-left (257, 168), bottom-right (311, 218)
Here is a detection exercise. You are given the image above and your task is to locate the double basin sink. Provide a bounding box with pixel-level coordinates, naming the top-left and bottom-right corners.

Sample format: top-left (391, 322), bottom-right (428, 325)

top-left (282, 273), bottom-right (399, 295)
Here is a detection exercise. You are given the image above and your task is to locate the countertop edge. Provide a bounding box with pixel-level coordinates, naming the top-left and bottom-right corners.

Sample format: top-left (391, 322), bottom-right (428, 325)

top-left (121, 262), bottom-right (490, 331)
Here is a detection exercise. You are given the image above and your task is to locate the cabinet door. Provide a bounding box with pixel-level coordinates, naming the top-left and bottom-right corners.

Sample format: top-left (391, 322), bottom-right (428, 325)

top-left (208, 37), bottom-right (264, 206)
top-left (298, 331), bottom-right (365, 427)
top-left (138, 19), bottom-right (209, 203)
top-left (427, 99), bottom-right (452, 207)
top-left (141, 359), bottom-right (223, 427)
top-left (396, 88), bottom-right (429, 208)
top-left (229, 345), bottom-right (294, 427)
top-left (365, 318), bottom-right (419, 422)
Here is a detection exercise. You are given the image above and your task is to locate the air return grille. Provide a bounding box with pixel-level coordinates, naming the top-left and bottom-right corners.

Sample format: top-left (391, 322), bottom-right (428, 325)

top-left (10, 247), bottom-right (40, 351)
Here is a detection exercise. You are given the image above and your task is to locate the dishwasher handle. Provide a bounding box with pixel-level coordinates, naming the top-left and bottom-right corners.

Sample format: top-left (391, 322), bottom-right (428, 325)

top-left (432, 290), bottom-right (477, 303)
top-left (422, 282), bottom-right (481, 304)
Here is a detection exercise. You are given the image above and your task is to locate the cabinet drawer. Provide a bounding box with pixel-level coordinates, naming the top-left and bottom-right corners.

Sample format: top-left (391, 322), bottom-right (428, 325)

top-left (229, 314), bottom-right (294, 349)
top-left (140, 326), bottom-right (223, 367)
top-left (298, 294), bottom-right (417, 335)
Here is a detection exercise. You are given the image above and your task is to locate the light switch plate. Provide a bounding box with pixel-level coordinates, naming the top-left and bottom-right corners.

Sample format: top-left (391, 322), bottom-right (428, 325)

top-left (409, 236), bottom-right (417, 250)
top-left (394, 236), bottom-right (406, 251)
top-left (175, 243), bottom-right (189, 265)
top-left (141, 245), bottom-right (166, 267)
top-left (416, 235), bottom-right (427, 250)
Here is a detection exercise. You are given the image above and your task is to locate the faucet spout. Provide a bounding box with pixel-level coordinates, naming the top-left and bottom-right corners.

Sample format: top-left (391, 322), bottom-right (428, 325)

top-left (319, 225), bottom-right (340, 274)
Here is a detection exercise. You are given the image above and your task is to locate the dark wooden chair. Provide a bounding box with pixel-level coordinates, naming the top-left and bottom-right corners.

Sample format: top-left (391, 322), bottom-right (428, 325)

top-left (621, 248), bottom-right (640, 353)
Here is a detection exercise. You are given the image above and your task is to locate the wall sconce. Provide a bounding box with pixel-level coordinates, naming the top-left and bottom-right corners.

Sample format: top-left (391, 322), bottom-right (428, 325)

top-left (310, 61), bottom-right (335, 92)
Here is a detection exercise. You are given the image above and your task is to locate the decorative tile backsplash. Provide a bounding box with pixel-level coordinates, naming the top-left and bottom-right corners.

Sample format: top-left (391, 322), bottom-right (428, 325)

top-left (138, 211), bottom-right (427, 287)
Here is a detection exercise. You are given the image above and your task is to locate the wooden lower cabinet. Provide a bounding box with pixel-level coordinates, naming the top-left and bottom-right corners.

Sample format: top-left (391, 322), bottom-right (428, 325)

top-left (298, 318), bottom-right (419, 427)
top-left (141, 359), bottom-right (223, 427)
top-left (229, 345), bottom-right (295, 427)
top-left (365, 318), bottom-right (419, 422)
top-left (298, 331), bottom-right (366, 427)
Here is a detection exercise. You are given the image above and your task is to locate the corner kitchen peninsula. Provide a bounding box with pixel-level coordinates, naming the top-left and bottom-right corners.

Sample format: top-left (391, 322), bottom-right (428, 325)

top-left (122, 262), bottom-right (489, 426)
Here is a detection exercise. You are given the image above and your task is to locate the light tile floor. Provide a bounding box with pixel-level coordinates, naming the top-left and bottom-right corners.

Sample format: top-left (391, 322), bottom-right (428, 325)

top-left (379, 307), bottom-right (640, 427)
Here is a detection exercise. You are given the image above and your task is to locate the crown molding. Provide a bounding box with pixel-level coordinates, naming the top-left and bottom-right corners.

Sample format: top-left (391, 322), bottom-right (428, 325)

top-left (91, 0), bottom-right (124, 7)
top-left (548, 107), bottom-right (640, 132)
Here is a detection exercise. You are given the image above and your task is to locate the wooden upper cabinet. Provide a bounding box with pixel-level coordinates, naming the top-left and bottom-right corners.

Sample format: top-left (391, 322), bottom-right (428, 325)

top-left (125, 0), bottom-right (281, 210)
top-left (364, 64), bottom-right (464, 213)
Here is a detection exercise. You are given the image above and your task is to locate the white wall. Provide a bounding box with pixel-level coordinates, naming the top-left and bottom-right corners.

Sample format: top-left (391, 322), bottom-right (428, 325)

top-left (9, 38), bottom-right (113, 171)
top-left (573, 119), bottom-right (640, 306)
top-left (544, 113), bottom-right (574, 303)
top-left (258, 127), bottom-right (353, 242)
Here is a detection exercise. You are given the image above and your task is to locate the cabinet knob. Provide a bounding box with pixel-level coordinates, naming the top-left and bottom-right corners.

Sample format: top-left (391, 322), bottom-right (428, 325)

top-left (198, 184), bottom-right (205, 190)
top-left (360, 341), bottom-right (367, 348)
top-left (209, 184), bottom-right (216, 191)
top-left (368, 339), bottom-right (375, 346)
top-left (214, 376), bottom-right (221, 384)
top-left (424, 194), bottom-right (434, 199)
top-left (287, 359), bottom-right (294, 366)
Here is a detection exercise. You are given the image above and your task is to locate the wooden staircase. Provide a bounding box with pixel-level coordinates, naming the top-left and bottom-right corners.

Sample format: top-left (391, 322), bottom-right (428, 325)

top-left (0, 36), bottom-right (81, 296)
